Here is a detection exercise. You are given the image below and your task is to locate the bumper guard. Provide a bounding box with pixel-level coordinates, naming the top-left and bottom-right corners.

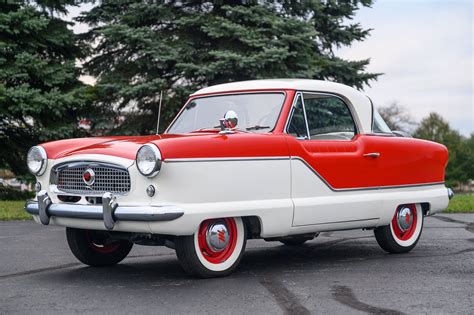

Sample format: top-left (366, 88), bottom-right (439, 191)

top-left (25, 190), bottom-right (184, 230)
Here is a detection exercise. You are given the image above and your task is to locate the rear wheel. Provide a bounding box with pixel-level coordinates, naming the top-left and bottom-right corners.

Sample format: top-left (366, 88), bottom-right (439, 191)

top-left (66, 228), bottom-right (133, 266)
top-left (175, 217), bottom-right (246, 278)
top-left (374, 204), bottom-right (423, 253)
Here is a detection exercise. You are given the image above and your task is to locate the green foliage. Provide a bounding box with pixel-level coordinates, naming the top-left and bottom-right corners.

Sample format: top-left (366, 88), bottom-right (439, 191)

top-left (0, 186), bottom-right (34, 200)
top-left (445, 194), bottom-right (474, 213)
top-left (78, 0), bottom-right (379, 134)
top-left (413, 113), bottom-right (474, 187)
top-left (0, 1), bottom-right (101, 177)
top-left (0, 200), bottom-right (32, 220)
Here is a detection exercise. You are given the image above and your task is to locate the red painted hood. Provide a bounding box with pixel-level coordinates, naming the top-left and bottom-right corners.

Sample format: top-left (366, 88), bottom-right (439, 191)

top-left (40, 132), bottom-right (290, 160)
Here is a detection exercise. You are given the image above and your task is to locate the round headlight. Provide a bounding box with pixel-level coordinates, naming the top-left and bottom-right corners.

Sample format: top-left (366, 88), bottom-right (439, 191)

top-left (136, 144), bottom-right (162, 177)
top-left (27, 146), bottom-right (47, 175)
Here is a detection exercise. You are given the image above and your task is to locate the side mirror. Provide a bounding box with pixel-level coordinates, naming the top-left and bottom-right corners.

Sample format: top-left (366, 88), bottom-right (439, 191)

top-left (219, 110), bottom-right (238, 134)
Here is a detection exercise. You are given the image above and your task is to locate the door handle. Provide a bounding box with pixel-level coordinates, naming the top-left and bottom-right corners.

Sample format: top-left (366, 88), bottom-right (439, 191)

top-left (363, 152), bottom-right (380, 158)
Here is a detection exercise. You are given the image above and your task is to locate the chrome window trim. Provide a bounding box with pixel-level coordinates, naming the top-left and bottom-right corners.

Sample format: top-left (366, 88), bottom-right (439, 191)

top-left (368, 96), bottom-right (394, 135)
top-left (284, 92), bottom-right (310, 139)
top-left (301, 93), bottom-right (311, 139)
top-left (284, 91), bottom-right (361, 140)
top-left (165, 91), bottom-right (287, 134)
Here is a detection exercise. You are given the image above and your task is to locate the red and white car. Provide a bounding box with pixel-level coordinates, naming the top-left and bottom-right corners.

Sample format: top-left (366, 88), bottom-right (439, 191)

top-left (26, 79), bottom-right (453, 278)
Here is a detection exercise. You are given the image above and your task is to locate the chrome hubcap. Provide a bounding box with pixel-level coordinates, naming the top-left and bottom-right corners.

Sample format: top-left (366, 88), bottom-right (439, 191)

top-left (206, 222), bottom-right (230, 252)
top-left (397, 207), bottom-right (413, 231)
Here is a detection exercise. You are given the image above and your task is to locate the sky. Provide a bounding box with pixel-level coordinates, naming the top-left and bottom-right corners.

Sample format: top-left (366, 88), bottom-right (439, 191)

top-left (337, 0), bottom-right (473, 136)
top-left (68, 0), bottom-right (473, 136)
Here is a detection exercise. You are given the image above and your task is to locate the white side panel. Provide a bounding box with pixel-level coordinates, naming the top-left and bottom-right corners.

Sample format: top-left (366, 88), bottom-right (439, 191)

top-left (148, 159), bottom-right (294, 237)
top-left (290, 158), bottom-right (449, 232)
top-left (291, 159), bottom-right (381, 226)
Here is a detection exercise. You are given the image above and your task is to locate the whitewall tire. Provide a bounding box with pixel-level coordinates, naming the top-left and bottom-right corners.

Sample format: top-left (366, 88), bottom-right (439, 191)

top-left (374, 203), bottom-right (423, 253)
top-left (175, 217), bottom-right (246, 278)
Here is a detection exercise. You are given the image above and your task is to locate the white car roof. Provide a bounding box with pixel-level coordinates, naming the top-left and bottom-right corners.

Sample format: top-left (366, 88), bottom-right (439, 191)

top-left (192, 79), bottom-right (374, 133)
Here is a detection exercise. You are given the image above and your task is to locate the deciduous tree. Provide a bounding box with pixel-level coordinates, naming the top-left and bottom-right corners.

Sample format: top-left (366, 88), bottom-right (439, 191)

top-left (377, 102), bottom-right (416, 133)
top-left (414, 113), bottom-right (473, 187)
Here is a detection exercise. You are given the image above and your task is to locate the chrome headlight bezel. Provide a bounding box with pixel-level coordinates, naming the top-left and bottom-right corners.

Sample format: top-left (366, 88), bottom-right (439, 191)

top-left (136, 143), bottom-right (162, 177)
top-left (27, 146), bottom-right (48, 176)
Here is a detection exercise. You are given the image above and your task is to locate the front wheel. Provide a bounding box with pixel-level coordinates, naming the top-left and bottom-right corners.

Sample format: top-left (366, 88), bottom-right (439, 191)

top-left (175, 217), bottom-right (246, 278)
top-left (66, 228), bottom-right (133, 266)
top-left (374, 203), bottom-right (423, 253)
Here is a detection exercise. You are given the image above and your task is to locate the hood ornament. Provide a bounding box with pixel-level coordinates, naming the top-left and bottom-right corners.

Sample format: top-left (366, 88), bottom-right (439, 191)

top-left (219, 110), bottom-right (238, 134)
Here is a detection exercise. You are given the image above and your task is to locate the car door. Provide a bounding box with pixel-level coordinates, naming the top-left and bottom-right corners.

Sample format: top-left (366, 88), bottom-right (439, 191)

top-left (286, 92), bottom-right (382, 227)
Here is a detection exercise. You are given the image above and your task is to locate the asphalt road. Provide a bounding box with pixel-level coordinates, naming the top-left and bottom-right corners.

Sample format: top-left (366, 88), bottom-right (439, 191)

top-left (1, 214), bottom-right (473, 314)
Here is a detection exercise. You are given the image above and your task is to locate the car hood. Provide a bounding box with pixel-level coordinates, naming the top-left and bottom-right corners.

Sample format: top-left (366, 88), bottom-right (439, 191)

top-left (40, 132), bottom-right (289, 161)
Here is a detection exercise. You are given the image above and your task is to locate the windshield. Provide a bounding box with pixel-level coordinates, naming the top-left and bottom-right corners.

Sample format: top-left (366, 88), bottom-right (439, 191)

top-left (166, 93), bottom-right (285, 134)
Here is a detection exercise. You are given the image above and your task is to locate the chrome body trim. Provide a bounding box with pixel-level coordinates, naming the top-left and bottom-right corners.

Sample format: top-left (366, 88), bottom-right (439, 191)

top-left (363, 152), bottom-right (381, 158)
top-left (25, 192), bottom-right (184, 229)
top-left (164, 156), bottom-right (289, 163)
top-left (165, 156), bottom-right (445, 192)
top-left (295, 217), bottom-right (380, 227)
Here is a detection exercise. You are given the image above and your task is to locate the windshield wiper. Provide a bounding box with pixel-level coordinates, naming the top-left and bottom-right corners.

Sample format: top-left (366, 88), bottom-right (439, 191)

top-left (246, 125), bottom-right (270, 131)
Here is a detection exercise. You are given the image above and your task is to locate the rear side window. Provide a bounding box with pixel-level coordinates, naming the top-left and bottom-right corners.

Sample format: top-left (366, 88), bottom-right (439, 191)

top-left (373, 110), bottom-right (392, 134)
top-left (303, 94), bottom-right (356, 140)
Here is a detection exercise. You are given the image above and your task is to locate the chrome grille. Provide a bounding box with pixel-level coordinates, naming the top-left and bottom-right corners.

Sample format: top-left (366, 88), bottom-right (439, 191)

top-left (53, 162), bottom-right (131, 195)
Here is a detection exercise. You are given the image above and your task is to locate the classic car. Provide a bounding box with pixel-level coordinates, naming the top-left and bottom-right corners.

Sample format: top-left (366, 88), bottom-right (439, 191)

top-left (25, 79), bottom-right (453, 278)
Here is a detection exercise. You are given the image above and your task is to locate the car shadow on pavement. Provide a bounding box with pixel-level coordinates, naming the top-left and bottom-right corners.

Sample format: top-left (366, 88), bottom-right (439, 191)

top-left (35, 237), bottom-right (385, 284)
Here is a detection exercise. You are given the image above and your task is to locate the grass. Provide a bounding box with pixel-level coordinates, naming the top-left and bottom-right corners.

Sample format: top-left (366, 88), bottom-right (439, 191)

top-left (445, 194), bottom-right (474, 213)
top-left (0, 200), bottom-right (32, 221)
top-left (0, 194), bottom-right (472, 221)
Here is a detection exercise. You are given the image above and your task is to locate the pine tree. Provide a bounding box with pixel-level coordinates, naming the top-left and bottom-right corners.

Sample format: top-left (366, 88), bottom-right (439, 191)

top-left (78, 0), bottom-right (379, 134)
top-left (0, 1), bottom-right (97, 176)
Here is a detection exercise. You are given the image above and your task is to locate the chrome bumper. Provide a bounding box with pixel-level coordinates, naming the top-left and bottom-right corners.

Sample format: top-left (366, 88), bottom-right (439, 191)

top-left (447, 188), bottom-right (454, 200)
top-left (25, 191), bottom-right (184, 230)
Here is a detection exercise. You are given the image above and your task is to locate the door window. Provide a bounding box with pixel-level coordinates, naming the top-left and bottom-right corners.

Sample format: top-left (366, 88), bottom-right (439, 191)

top-left (287, 94), bottom-right (309, 139)
top-left (303, 94), bottom-right (356, 140)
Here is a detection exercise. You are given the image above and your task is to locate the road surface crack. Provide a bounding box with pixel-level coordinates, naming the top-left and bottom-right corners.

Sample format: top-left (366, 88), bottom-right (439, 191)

top-left (331, 285), bottom-right (405, 315)
top-left (432, 216), bottom-right (474, 233)
top-left (0, 263), bottom-right (80, 280)
top-left (260, 276), bottom-right (310, 315)
top-left (0, 253), bottom-right (172, 280)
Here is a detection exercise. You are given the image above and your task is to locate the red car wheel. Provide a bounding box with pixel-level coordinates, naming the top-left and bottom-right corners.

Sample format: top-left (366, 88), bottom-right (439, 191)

top-left (175, 217), bottom-right (247, 278)
top-left (374, 204), bottom-right (424, 253)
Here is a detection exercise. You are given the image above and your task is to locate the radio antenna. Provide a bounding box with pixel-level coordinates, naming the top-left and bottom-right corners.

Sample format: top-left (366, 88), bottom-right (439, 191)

top-left (156, 90), bottom-right (163, 134)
